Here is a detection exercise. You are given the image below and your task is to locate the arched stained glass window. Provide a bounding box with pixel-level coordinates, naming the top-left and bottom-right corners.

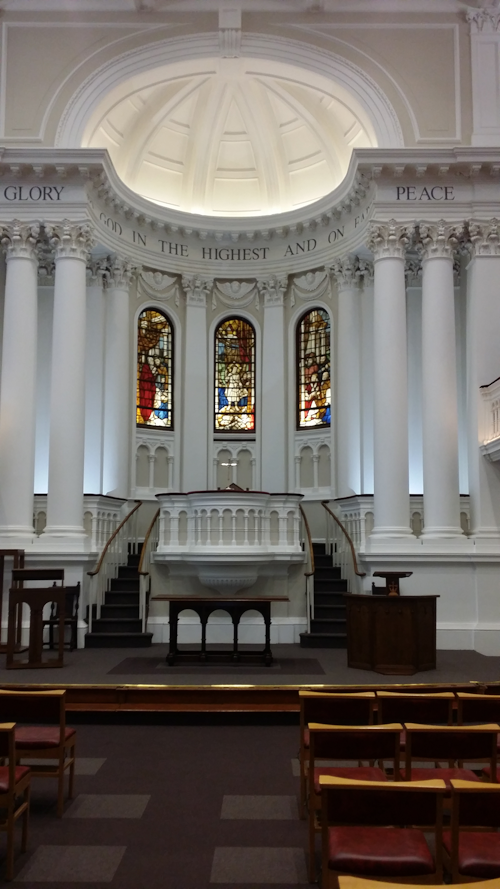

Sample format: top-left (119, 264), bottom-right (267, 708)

top-left (215, 317), bottom-right (255, 432)
top-left (137, 308), bottom-right (173, 428)
top-left (297, 308), bottom-right (331, 429)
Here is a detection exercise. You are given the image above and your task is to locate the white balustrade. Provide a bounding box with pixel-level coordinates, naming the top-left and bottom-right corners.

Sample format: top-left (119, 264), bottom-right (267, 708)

top-left (480, 376), bottom-right (500, 461)
top-left (33, 495), bottom-right (126, 551)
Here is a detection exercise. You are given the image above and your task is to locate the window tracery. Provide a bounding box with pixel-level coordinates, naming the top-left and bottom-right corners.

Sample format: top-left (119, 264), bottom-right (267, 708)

top-left (297, 308), bottom-right (331, 429)
top-left (136, 308), bottom-right (173, 428)
top-left (215, 317), bottom-right (255, 432)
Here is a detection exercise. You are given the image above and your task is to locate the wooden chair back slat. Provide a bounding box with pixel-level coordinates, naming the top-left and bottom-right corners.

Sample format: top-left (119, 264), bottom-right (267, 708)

top-left (309, 723), bottom-right (402, 762)
top-left (457, 692), bottom-right (500, 724)
top-left (0, 689), bottom-right (65, 726)
top-left (376, 691), bottom-right (454, 724)
top-left (450, 780), bottom-right (500, 827)
top-left (300, 692), bottom-right (376, 728)
top-left (320, 777), bottom-right (445, 826)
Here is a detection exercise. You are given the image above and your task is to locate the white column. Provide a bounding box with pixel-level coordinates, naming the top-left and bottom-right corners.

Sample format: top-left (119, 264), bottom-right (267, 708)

top-left (84, 259), bottom-right (105, 494)
top-left (181, 276), bottom-right (212, 491)
top-left (258, 275), bottom-right (288, 492)
top-left (368, 221), bottom-right (413, 540)
top-left (102, 257), bottom-right (135, 498)
top-left (331, 257), bottom-right (361, 497)
top-left (0, 222), bottom-right (40, 538)
top-left (466, 219), bottom-right (500, 541)
top-left (359, 260), bottom-right (374, 494)
top-left (43, 220), bottom-right (93, 540)
top-left (419, 221), bottom-right (464, 539)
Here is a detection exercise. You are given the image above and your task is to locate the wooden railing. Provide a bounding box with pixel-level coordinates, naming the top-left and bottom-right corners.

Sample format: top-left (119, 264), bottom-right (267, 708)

top-left (138, 508), bottom-right (160, 634)
top-left (299, 505), bottom-right (315, 633)
top-left (321, 500), bottom-right (366, 594)
top-left (87, 501), bottom-right (142, 634)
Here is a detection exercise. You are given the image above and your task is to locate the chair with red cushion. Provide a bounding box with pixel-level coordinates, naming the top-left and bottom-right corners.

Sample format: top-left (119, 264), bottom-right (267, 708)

top-left (299, 691), bottom-right (375, 818)
top-left (319, 775), bottom-right (446, 889)
top-left (445, 779), bottom-right (500, 882)
top-left (0, 722), bottom-right (30, 880)
top-left (403, 723), bottom-right (499, 788)
top-left (308, 723), bottom-right (403, 883)
top-left (457, 693), bottom-right (500, 778)
top-left (0, 689), bottom-right (75, 817)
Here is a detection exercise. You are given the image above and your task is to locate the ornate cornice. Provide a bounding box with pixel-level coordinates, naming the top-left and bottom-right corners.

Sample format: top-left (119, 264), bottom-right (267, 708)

top-left (0, 220), bottom-right (41, 262)
top-left (182, 275), bottom-right (213, 307)
top-left (417, 220), bottom-right (465, 261)
top-left (45, 220), bottom-right (94, 262)
top-left (330, 256), bottom-right (359, 291)
top-left (257, 275), bottom-right (288, 307)
top-left (368, 220), bottom-right (412, 261)
top-left (468, 219), bottom-right (500, 256)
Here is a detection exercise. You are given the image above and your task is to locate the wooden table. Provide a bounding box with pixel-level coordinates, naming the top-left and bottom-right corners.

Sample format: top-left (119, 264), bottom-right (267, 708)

top-left (345, 594), bottom-right (439, 675)
top-left (153, 596), bottom-right (289, 666)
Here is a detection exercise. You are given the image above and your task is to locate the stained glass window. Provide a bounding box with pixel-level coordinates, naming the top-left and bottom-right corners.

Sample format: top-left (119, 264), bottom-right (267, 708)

top-left (137, 308), bottom-right (173, 428)
top-left (297, 308), bottom-right (331, 429)
top-left (215, 317), bottom-right (255, 432)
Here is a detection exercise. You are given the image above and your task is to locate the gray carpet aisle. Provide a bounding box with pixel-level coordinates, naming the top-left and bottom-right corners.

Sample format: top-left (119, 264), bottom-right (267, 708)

top-left (9, 722), bottom-right (308, 888)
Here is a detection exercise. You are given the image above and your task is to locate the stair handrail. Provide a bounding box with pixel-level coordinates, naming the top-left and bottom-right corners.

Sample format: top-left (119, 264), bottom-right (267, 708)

top-left (87, 501), bottom-right (142, 634)
top-left (321, 500), bottom-right (366, 595)
top-left (138, 508), bottom-right (160, 633)
top-left (299, 504), bottom-right (315, 633)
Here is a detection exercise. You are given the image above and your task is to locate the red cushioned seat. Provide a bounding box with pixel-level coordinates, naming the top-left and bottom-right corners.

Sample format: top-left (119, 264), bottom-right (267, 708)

top-left (443, 830), bottom-right (500, 878)
top-left (0, 765), bottom-right (30, 794)
top-left (328, 825), bottom-right (435, 876)
top-left (15, 725), bottom-right (76, 749)
top-left (314, 766), bottom-right (386, 794)
top-left (405, 767), bottom-right (481, 790)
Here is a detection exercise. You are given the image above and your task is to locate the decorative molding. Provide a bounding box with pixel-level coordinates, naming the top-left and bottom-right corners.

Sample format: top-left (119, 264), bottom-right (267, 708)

top-left (467, 7), bottom-right (500, 33)
top-left (468, 219), bottom-right (500, 256)
top-left (368, 220), bottom-right (412, 261)
top-left (182, 275), bottom-right (213, 307)
top-left (257, 275), bottom-right (288, 307)
top-left (357, 258), bottom-right (374, 285)
top-left (290, 269), bottom-right (330, 306)
top-left (86, 257), bottom-right (108, 288)
top-left (212, 280), bottom-right (257, 310)
top-left (45, 220), bottom-right (94, 262)
top-left (330, 256), bottom-right (359, 291)
top-left (417, 220), bottom-right (465, 261)
top-left (219, 7), bottom-right (241, 58)
top-left (404, 256), bottom-right (422, 287)
top-left (139, 269), bottom-right (180, 305)
top-left (0, 220), bottom-right (41, 262)
top-left (105, 255), bottom-right (138, 290)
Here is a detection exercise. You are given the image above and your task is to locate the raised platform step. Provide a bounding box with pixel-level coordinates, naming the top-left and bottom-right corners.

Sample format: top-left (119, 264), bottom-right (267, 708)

top-left (310, 618), bottom-right (347, 634)
top-left (85, 632), bottom-right (153, 649)
top-left (89, 618), bottom-right (143, 634)
top-left (299, 631), bottom-right (347, 649)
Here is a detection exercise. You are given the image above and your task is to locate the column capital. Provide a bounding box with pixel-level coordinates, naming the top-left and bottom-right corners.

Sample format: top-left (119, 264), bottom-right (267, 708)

top-left (257, 274), bottom-right (288, 306)
top-left (357, 258), bottom-right (374, 284)
top-left (330, 256), bottom-right (359, 291)
top-left (104, 255), bottom-right (139, 290)
top-left (466, 7), bottom-right (500, 34)
top-left (45, 220), bottom-right (94, 262)
top-left (417, 220), bottom-right (465, 260)
top-left (405, 257), bottom-right (422, 286)
top-left (182, 275), bottom-right (213, 306)
top-left (468, 218), bottom-right (500, 256)
top-left (86, 257), bottom-right (107, 287)
top-left (368, 220), bottom-right (412, 260)
top-left (0, 220), bottom-right (41, 261)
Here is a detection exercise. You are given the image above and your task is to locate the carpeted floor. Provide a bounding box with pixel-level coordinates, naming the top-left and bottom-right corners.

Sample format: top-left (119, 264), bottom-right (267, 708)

top-left (9, 721), bottom-right (309, 887)
top-left (0, 643), bottom-right (499, 686)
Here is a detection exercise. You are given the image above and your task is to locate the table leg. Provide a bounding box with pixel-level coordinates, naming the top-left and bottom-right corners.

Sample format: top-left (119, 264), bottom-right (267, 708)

top-left (263, 606), bottom-right (272, 666)
top-left (200, 612), bottom-right (208, 661)
top-left (232, 614), bottom-right (240, 662)
top-left (167, 604), bottom-right (178, 665)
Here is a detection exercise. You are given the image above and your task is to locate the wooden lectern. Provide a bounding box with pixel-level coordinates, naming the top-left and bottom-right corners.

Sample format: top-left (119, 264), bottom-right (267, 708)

top-left (345, 594), bottom-right (438, 675)
top-left (7, 569), bottom-right (66, 669)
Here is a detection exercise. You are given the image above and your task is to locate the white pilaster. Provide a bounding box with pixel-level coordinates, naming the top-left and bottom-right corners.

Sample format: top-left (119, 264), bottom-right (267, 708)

top-left (0, 221), bottom-right (41, 539)
top-left (419, 221), bottom-right (464, 539)
top-left (466, 219), bottom-right (500, 542)
top-left (102, 256), bottom-right (135, 498)
top-left (258, 275), bottom-right (288, 492)
top-left (359, 260), bottom-right (374, 494)
top-left (84, 259), bottom-right (106, 494)
top-left (331, 256), bottom-right (361, 497)
top-left (368, 220), bottom-right (413, 541)
top-left (43, 220), bottom-right (93, 542)
top-left (181, 275), bottom-right (212, 491)
top-left (467, 7), bottom-right (500, 147)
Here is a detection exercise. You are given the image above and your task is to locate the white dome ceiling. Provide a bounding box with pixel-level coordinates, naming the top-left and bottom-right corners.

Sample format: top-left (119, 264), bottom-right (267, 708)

top-left (83, 57), bottom-right (377, 217)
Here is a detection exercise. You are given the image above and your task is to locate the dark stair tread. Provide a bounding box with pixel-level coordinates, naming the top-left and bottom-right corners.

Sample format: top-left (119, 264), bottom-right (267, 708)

top-left (85, 632), bottom-right (153, 649)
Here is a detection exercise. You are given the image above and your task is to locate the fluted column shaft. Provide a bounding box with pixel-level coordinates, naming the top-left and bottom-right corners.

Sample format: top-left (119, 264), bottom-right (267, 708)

top-left (259, 276), bottom-right (288, 492)
top-left (44, 221), bottom-right (93, 538)
top-left (102, 257), bottom-right (135, 498)
top-left (359, 261), bottom-right (374, 494)
top-left (181, 276), bottom-right (212, 491)
top-left (369, 221), bottom-right (412, 539)
top-left (0, 222), bottom-right (40, 537)
top-left (84, 261), bottom-right (106, 494)
top-left (332, 257), bottom-right (361, 497)
top-left (419, 222), bottom-right (463, 538)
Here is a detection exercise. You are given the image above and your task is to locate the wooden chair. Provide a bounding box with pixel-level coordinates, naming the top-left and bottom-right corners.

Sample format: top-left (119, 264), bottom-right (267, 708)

top-left (403, 723), bottom-right (499, 789)
top-left (377, 691), bottom-right (455, 755)
top-left (0, 689), bottom-right (75, 817)
top-left (319, 776), bottom-right (446, 888)
top-left (42, 582), bottom-right (80, 652)
top-left (308, 723), bottom-right (403, 883)
top-left (0, 723), bottom-right (30, 881)
top-left (299, 691), bottom-right (376, 817)
top-left (457, 692), bottom-right (500, 726)
top-left (445, 779), bottom-right (500, 882)
top-left (7, 569), bottom-right (65, 668)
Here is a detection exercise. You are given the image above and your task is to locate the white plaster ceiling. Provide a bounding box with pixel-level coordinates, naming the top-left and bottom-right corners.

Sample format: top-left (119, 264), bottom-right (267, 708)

top-left (83, 57), bottom-right (378, 217)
